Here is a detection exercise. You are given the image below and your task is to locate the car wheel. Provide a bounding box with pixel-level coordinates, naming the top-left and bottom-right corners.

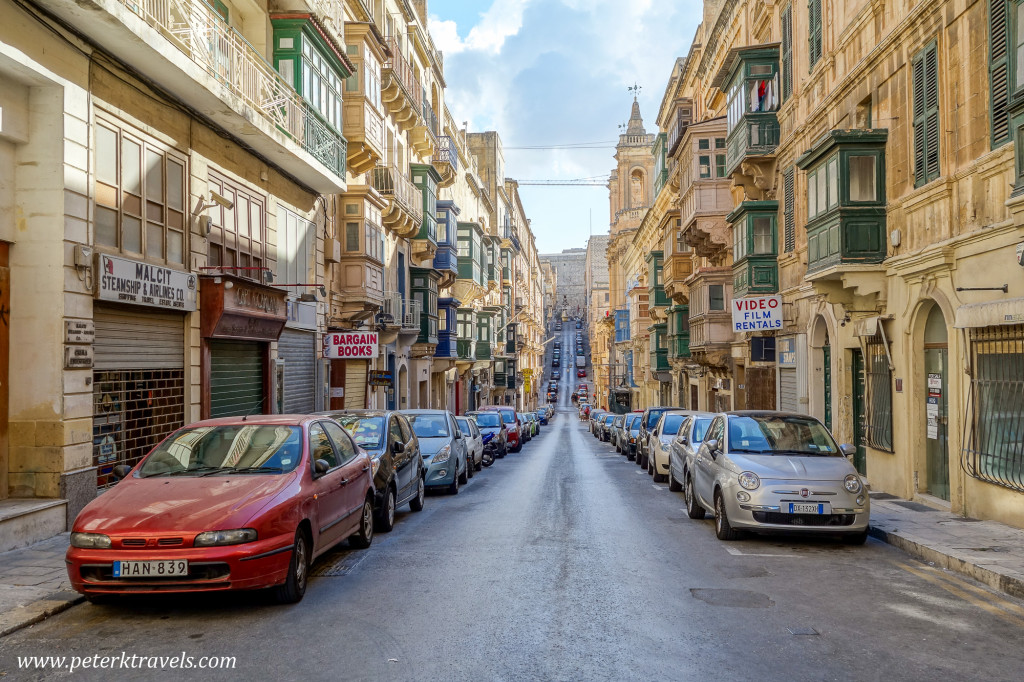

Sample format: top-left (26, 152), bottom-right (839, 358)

top-left (448, 468), bottom-right (460, 495)
top-left (349, 497), bottom-right (375, 549)
top-left (475, 453), bottom-right (483, 471)
top-left (685, 477), bottom-right (705, 520)
top-left (409, 476), bottom-right (425, 512)
top-left (647, 455), bottom-right (655, 477)
top-left (467, 456), bottom-right (475, 479)
top-left (274, 528), bottom-right (309, 604)
top-left (668, 468), bottom-right (682, 492)
top-left (616, 444), bottom-right (621, 453)
top-left (458, 457), bottom-right (470, 484)
top-left (376, 487), bottom-right (396, 533)
top-left (714, 491), bottom-right (740, 541)
top-left (626, 447), bottom-right (635, 461)
top-left (843, 528), bottom-right (870, 545)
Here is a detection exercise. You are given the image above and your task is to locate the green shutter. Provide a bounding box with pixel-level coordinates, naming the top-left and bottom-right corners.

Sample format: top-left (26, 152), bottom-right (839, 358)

top-left (809, 0), bottom-right (822, 69)
top-left (782, 5), bottom-right (793, 100)
top-left (913, 42), bottom-right (941, 187)
top-left (991, 0), bottom-right (1011, 147)
top-left (210, 340), bottom-right (265, 418)
top-left (783, 167), bottom-right (795, 253)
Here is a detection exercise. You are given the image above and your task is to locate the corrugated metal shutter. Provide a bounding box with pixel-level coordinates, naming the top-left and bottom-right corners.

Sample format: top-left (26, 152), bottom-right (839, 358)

top-left (779, 367), bottom-right (798, 412)
top-left (210, 340), bottom-right (264, 418)
top-left (94, 305), bottom-right (184, 370)
top-left (278, 329), bottom-right (316, 414)
top-left (344, 360), bottom-right (367, 409)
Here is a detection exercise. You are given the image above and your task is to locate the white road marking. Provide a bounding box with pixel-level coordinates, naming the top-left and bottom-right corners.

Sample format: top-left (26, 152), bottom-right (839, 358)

top-left (652, 485), bottom-right (665, 490)
top-left (635, 470), bottom-right (646, 475)
top-left (724, 547), bottom-right (798, 558)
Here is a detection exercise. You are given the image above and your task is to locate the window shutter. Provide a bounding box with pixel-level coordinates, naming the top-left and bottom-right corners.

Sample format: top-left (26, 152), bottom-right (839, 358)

top-left (782, 5), bottom-right (793, 100)
top-left (991, 0), bottom-right (1010, 147)
top-left (912, 51), bottom-right (928, 187)
top-left (809, 0), bottom-right (822, 69)
top-left (924, 43), bottom-right (941, 182)
top-left (783, 167), bottom-right (795, 253)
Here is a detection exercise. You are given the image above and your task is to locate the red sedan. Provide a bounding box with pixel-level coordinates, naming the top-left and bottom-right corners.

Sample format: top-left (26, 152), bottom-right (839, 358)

top-left (66, 415), bottom-right (375, 603)
top-left (577, 368), bottom-right (586, 378)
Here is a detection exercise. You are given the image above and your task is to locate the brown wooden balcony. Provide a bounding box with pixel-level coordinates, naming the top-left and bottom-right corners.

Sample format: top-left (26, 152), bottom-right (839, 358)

top-left (344, 99), bottom-right (385, 174)
top-left (663, 253), bottom-right (693, 304)
top-left (370, 163), bottom-right (423, 238)
top-left (382, 36), bottom-right (422, 131)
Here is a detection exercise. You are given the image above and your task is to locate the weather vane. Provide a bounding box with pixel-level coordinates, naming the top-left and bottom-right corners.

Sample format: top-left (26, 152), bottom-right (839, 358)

top-left (628, 83), bottom-right (642, 99)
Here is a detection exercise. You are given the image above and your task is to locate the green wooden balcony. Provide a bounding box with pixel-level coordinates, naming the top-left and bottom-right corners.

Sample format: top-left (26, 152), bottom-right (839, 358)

top-left (456, 339), bottom-right (475, 360)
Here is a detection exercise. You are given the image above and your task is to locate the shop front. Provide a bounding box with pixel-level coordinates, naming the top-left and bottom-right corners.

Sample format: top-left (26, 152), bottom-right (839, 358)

top-left (200, 275), bottom-right (287, 419)
top-left (91, 254), bottom-right (196, 487)
top-left (278, 299), bottom-right (322, 414)
top-left (323, 330), bottom-right (379, 410)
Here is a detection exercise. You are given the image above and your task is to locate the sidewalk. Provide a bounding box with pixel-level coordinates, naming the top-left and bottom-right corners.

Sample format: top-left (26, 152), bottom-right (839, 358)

top-left (0, 533), bottom-right (82, 638)
top-left (868, 493), bottom-right (1024, 599)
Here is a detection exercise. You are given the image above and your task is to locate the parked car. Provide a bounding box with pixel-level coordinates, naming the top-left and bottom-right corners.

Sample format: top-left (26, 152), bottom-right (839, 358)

top-left (622, 413), bottom-right (643, 461)
top-left (600, 413), bottom-right (616, 442)
top-left (525, 412), bottom-right (540, 436)
top-left (518, 415), bottom-right (532, 442)
top-left (668, 412), bottom-right (716, 492)
top-left (536, 410), bottom-right (549, 425)
top-left (479, 405), bottom-right (522, 452)
top-left (66, 416), bottom-right (374, 604)
top-left (684, 411), bottom-right (869, 544)
top-left (467, 410), bottom-right (507, 459)
top-left (613, 413), bottom-right (637, 455)
top-left (646, 410), bottom-right (691, 482)
top-left (455, 416), bottom-right (484, 473)
top-left (636, 406), bottom-right (672, 469)
top-left (589, 410), bottom-right (605, 436)
top-left (552, 358), bottom-right (560, 368)
top-left (577, 368), bottom-right (587, 378)
top-left (610, 414), bottom-right (625, 449)
top-left (322, 410), bottom-right (424, 532)
top-left (405, 410), bottom-right (469, 495)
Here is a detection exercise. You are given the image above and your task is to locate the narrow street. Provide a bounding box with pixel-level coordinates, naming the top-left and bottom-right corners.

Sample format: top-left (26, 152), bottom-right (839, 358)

top-left (2, 325), bottom-right (1023, 681)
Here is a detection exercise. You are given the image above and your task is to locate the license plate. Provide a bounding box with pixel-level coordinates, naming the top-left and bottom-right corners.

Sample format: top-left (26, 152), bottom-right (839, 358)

top-left (789, 502), bottom-right (827, 514)
top-left (113, 560), bottom-right (188, 578)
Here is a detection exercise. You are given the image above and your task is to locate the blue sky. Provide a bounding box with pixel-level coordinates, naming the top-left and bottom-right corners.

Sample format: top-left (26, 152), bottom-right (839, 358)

top-left (429, 0), bottom-right (701, 254)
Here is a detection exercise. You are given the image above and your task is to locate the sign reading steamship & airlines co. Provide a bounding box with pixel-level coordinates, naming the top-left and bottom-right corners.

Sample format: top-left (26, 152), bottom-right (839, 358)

top-left (97, 254), bottom-right (197, 311)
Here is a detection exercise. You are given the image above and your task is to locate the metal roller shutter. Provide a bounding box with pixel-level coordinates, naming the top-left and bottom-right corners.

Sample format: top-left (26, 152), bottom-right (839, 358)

top-left (779, 367), bottom-right (799, 412)
top-left (94, 305), bottom-right (184, 370)
top-left (344, 360), bottom-right (367, 409)
top-left (210, 340), bottom-right (264, 418)
top-left (279, 329), bottom-right (316, 414)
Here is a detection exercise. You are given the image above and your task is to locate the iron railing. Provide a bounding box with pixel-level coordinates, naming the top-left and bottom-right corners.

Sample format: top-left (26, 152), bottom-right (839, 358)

top-left (422, 101), bottom-right (439, 139)
top-left (381, 290), bottom-right (403, 326)
top-left (115, 0), bottom-right (342, 174)
top-left (370, 163), bottom-right (423, 225)
top-left (402, 298), bottom-right (422, 330)
top-left (963, 324), bottom-right (1024, 492)
top-left (383, 36), bottom-right (423, 110)
top-left (432, 135), bottom-right (458, 171)
top-left (864, 335), bottom-right (894, 452)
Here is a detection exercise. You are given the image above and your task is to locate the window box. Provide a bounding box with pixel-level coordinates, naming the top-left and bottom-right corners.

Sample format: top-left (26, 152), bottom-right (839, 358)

top-left (796, 129), bottom-right (888, 273)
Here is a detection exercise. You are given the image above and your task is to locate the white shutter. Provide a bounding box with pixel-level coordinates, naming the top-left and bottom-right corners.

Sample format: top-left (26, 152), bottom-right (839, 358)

top-left (93, 305), bottom-right (184, 370)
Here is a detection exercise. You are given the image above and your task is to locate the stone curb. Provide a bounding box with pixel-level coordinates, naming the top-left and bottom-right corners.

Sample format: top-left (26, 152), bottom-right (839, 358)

top-left (867, 525), bottom-right (1024, 600)
top-left (0, 593), bottom-right (85, 639)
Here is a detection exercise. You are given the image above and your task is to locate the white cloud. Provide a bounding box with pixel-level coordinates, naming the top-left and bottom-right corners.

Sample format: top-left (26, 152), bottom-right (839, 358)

top-left (429, 18), bottom-right (466, 55)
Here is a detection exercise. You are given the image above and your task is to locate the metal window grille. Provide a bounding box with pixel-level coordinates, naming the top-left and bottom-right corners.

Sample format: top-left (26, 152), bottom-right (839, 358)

top-left (93, 370), bottom-right (185, 489)
top-left (864, 335), bottom-right (894, 451)
top-left (963, 324), bottom-right (1024, 492)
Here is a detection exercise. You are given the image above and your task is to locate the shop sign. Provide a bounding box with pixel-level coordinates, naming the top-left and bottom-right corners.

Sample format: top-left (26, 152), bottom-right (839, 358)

top-left (65, 320), bottom-right (95, 344)
top-left (97, 254), bottom-right (197, 311)
top-left (732, 295), bottom-right (783, 332)
top-left (777, 337), bottom-right (797, 367)
top-left (369, 370), bottom-right (393, 387)
top-left (286, 299), bottom-right (317, 330)
top-left (323, 332), bottom-right (379, 359)
top-left (64, 345), bottom-right (94, 369)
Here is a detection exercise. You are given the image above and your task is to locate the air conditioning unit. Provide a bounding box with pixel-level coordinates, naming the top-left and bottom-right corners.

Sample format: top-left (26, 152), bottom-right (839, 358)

top-left (324, 237), bottom-right (341, 264)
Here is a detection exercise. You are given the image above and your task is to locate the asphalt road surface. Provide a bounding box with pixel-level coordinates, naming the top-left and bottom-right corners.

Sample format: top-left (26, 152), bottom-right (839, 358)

top-left (2, 324), bottom-right (1023, 680)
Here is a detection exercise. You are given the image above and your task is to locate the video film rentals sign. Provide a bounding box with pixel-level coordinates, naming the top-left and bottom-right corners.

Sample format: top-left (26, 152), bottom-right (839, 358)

top-left (97, 254), bottom-right (197, 311)
top-left (323, 332), bottom-right (380, 359)
top-left (732, 295), bottom-right (783, 333)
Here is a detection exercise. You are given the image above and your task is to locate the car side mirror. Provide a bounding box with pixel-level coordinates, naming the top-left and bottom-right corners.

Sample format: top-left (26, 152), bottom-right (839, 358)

top-left (840, 443), bottom-right (856, 458)
top-left (454, 433), bottom-right (463, 440)
top-left (704, 439), bottom-right (719, 456)
top-left (393, 441), bottom-right (405, 454)
top-left (679, 436), bottom-right (689, 446)
top-left (111, 464), bottom-right (133, 480)
top-left (314, 459), bottom-right (330, 475)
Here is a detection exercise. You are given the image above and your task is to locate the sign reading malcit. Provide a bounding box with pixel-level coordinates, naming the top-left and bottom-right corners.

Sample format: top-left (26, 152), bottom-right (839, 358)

top-left (97, 254), bottom-right (197, 311)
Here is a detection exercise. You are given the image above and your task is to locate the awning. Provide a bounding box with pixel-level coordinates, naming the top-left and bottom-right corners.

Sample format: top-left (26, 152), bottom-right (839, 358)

top-left (953, 298), bottom-right (1024, 328)
top-left (853, 316), bottom-right (880, 337)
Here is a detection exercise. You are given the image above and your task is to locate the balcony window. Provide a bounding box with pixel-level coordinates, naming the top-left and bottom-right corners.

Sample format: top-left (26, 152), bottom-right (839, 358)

top-left (273, 20), bottom-right (350, 134)
top-left (699, 155), bottom-right (711, 179)
top-left (277, 205), bottom-right (314, 285)
top-left (457, 310), bottom-right (474, 338)
top-left (699, 139), bottom-right (710, 150)
top-left (709, 285), bottom-right (725, 311)
top-left (849, 155), bottom-right (878, 202)
top-left (207, 172), bottom-right (265, 277)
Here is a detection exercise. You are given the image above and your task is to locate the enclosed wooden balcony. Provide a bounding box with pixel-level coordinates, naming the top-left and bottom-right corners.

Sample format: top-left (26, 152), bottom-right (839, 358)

top-left (344, 99), bottom-right (385, 174)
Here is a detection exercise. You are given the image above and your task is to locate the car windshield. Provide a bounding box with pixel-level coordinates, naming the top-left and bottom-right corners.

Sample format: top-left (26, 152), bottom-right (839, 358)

top-left (604, 415), bottom-right (615, 424)
top-left (408, 414), bottom-right (450, 438)
top-left (499, 410), bottom-right (516, 424)
top-left (727, 416), bottom-right (840, 455)
top-left (628, 416), bottom-right (641, 431)
top-left (661, 414), bottom-right (684, 435)
top-left (456, 418), bottom-right (472, 435)
top-left (333, 415), bottom-right (385, 449)
top-left (471, 412), bottom-right (501, 428)
top-left (645, 409), bottom-right (667, 428)
top-left (692, 418), bottom-right (712, 442)
top-left (138, 425), bottom-right (303, 477)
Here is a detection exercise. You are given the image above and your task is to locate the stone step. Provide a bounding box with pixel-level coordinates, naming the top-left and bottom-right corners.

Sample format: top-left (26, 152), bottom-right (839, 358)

top-left (0, 499), bottom-right (68, 553)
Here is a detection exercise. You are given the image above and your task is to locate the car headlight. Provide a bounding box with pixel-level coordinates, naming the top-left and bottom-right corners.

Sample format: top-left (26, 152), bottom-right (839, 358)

top-left (431, 444), bottom-right (452, 464)
top-left (193, 529), bottom-right (257, 547)
top-left (70, 532), bottom-right (111, 549)
top-left (844, 474), bottom-right (863, 494)
top-left (738, 471), bottom-right (760, 490)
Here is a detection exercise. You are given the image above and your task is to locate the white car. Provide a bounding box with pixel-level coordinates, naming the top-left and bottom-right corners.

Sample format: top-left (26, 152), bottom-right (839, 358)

top-left (647, 410), bottom-right (693, 482)
top-left (456, 416), bottom-right (484, 473)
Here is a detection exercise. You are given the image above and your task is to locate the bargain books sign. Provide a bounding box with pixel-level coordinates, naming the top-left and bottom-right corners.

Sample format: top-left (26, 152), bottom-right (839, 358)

top-left (323, 332), bottom-right (379, 359)
top-left (731, 295), bottom-right (783, 332)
